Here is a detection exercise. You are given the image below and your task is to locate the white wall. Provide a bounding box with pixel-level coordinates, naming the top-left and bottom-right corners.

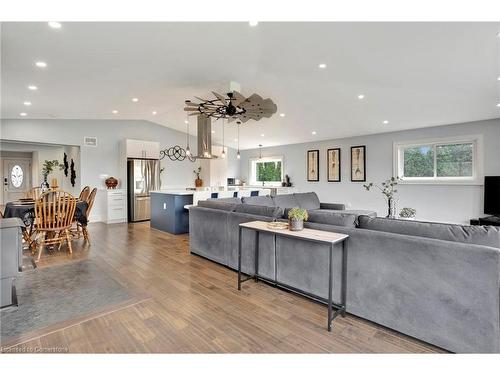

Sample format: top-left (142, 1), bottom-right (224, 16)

top-left (239, 119), bottom-right (500, 224)
top-left (0, 119), bottom-right (241, 213)
top-left (1, 119), bottom-right (203, 189)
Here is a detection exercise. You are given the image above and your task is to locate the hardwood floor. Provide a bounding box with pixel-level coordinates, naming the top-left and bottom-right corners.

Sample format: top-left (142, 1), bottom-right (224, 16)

top-left (6, 222), bottom-right (445, 353)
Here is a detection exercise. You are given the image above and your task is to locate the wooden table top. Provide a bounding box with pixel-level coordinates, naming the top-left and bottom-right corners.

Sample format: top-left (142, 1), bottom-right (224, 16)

top-left (239, 220), bottom-right (349, 244)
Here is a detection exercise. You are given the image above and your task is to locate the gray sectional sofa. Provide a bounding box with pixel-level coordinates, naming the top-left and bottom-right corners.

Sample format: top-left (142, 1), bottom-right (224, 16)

top-left (189, 192), bottom-right (500, 353)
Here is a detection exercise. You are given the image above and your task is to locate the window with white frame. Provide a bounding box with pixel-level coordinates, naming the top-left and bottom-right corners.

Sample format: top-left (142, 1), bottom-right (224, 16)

top-left (394, 135), bottom-right (482, 184)
top-left (249, 156), bottom-right (284, 185)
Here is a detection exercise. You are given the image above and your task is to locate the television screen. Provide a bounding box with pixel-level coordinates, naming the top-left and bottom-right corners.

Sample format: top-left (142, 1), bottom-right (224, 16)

top-left (484, 176), bottom-right (500, 216)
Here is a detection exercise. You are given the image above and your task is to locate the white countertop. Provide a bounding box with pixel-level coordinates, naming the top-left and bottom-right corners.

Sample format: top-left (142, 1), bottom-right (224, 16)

top-left (150, 190), bottom-right (194, 195)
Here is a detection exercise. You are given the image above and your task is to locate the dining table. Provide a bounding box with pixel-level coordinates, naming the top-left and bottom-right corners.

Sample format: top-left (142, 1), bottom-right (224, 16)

top-left (3, 199), bottom-right (89, 248)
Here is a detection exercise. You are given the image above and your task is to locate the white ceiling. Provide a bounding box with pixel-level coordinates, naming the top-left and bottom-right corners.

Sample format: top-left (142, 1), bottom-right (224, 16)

top-left (2, 22), bottom-right (500, 149)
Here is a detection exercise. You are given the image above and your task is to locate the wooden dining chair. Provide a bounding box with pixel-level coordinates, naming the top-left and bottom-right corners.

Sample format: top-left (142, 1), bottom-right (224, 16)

top-left (34, 190), bottom-right (76, 262)
top-left (25, 187), bottom-right (41, 200)
top-left (81, 187), bottom-right (97, 243)
top-left (78, 186), bottom-right (91, 202)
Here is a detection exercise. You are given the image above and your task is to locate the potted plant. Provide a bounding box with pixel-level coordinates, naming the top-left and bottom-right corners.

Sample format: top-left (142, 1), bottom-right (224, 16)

top-left (288, 207), bottom-right (308, 231)
top-left (193, 166), bottom-right (202, 187)
top-left (399, 207), bottom-right (416, 220)
top-left (363, 176), bottom-right (401, 218)
top-left (41, 159), bottom-right (63, 191)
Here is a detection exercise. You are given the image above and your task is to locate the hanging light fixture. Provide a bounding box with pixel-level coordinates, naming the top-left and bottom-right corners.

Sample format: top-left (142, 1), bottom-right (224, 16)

top-left (259, 144), bottom-right (263, 159)
top-left (221, 118), bottom-right (226, 159)
top-left (236, 121), bottom-right (241, 159)
top-left (185, 118), bottom-right (191, 156)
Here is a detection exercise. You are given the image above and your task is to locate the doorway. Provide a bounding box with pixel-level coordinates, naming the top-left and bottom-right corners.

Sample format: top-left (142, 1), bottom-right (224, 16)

top-left (1, 155), bottom-right (32, 203)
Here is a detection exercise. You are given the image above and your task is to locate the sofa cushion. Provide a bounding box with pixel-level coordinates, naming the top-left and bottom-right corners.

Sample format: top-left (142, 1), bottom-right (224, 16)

top-left (358, 215), bottom-right (500, 249)
top-left (234, 204), bottom-right (284, 218)
top-left (208, 197), bottom-right (242, 204)
top-left (307, 210), bottom-right (357, 228)
top-left (241, 195), bottom-right (274, 206)
top-left (294, 192), bottom-right (321, 210)
top-left (272, 194), bottom-right (299, 209)
top-left (197, 200), bottom-right (237, 212)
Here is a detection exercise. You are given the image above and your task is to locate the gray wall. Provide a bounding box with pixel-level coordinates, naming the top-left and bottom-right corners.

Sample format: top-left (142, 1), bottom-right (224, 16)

top-left (239, 119), bottom-right (500, 224)
top-left (0, 119), bottom-right (239, 191)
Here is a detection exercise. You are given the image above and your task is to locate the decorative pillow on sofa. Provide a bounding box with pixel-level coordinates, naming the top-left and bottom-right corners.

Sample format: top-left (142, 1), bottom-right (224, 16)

top-left (197, 200), bottom-right (237, 212)
top-left (241, 195), bottom-right (274, 206)
top-left (234, 204), bottom-right (284, 218)
top-left (272, 194), bottom-right (299, 209)
top-left (307, 210), bottom-right (357, 228)
top-left (294, 192), bottom-right (321, 210)
top-left (358, 215), bottom-right (500, 249)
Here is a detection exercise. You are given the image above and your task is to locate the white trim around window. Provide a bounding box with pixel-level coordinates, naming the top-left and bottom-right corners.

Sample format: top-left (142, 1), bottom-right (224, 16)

top-left (248, 155), bottom-right (284, 186)
top-left (393, 134), bottom-right (484, 185)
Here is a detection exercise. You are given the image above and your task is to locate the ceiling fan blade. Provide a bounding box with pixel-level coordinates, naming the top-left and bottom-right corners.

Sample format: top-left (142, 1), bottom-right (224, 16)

top-left (212, 91), bottom-right (227, 106)
top-left (184, 102), bottom-right (200, 107)
top-left (194, 96), bottom-right (210, 102)
top-left (232, 91), bottom-right (247, 107)
top-left (227, 116), bottom-right (237, 123)
top-left (188, 112), bottom-right (200, 116)
top-left (184, 107), bottom-right (200, 111)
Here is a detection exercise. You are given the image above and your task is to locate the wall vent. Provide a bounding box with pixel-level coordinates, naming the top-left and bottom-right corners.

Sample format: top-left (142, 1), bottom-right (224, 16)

top-left (83, 136), bottom-right (97, 147)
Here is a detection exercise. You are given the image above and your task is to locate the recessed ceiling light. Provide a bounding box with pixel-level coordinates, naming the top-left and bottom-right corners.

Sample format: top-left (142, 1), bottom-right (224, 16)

top-left (497, 76), bottom-right (500, 81)
top-left (184, 120), bottom-right (189, 124)
top-left (48, 22), bottom-right (62, 29)
top-left (211, 130), bottom-right (215, 134)
top-left (132, 97), bottom-right (139, 102)
top-left (112, 110), bottom-right (118, 114)
top-left (260, 133), bottom-right (265, 137)
top-left (383, 120), bottom-right (389, 124)
top-left (28, 85), bottom-right (38, 90)
top-left (35, 61), bottom-right (47, 68)
top-left (497, 32), bottom-right (500, 38)
top-left (20, 112), bottom-right (27, 117)
top-left (497, 103), bottom-right (500, 107)
top-left (318, 63), bottom-right (327, 69)
top-left (311, 131), bottom-right (317, 135)
top-left (249, 21), bottom-right (259, 27)
top-left (279, 113), bottom-right (285, 117)
top-left (357, 94), bottom-right (365, 100)
top-left (23, 101), bottom-right (32, 106)
top-left (152, 111), bottom-right (157, 115)
top-left (234, 138), bottom-right (238, 142)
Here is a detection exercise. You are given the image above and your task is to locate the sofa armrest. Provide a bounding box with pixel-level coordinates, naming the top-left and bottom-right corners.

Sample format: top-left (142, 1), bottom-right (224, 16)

top-left (320, 202), bottom-right (346, 210)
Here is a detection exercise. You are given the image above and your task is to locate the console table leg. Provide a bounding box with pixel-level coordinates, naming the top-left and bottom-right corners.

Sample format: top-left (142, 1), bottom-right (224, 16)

top-left (328, 243), bottom-right (333, 331)
top-left (341, 239), bottom-right (348, 317)
top-left (254, 231), bottom-right (259, 282)
top-left (238, 226), bottom-right (242, 291)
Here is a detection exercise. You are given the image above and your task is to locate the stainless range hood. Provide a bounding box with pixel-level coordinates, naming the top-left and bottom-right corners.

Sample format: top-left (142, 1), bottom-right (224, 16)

top-left (194, 115), bottom-right (218, 159)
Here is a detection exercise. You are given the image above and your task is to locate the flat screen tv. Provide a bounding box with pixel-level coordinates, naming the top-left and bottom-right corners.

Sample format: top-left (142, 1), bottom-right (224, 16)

top-left (484, 176), bottom-right (500, 216)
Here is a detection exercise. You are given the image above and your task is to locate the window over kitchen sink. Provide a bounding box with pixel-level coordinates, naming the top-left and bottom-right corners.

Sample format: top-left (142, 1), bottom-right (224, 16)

top-left (249, 156), bottom-right (284, 186)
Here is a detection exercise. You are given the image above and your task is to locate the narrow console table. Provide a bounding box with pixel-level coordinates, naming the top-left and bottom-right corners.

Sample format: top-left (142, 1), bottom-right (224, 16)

top-left (237, 221), bottom-right (349, 331)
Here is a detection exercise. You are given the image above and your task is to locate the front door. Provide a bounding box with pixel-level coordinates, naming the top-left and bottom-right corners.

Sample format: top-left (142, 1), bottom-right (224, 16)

top-left (2, 158), bottom-right (32, 203)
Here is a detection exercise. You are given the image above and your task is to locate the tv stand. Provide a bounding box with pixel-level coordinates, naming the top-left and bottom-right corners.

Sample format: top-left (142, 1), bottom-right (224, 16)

top-left (470, 216), bottom-right (500, 226)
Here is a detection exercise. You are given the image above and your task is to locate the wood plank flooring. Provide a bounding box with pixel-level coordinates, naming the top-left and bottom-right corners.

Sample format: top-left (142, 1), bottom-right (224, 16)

top-left (4, 222), bottom-right (446, 353)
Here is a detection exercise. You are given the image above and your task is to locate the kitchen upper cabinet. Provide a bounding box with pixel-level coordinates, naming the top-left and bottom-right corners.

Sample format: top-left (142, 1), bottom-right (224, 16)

top-left (125, 139), bottom-right (159, 159)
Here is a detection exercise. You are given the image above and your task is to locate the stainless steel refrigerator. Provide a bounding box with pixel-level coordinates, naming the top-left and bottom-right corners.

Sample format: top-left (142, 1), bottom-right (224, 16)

top-left (127, 159), bottom-right (160, 222)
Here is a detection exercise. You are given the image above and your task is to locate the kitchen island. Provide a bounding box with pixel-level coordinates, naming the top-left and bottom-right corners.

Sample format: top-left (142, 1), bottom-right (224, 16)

top-left (150, 191), bottom-right (193, 234)
top-left (149, 187), bottom-right (282, 234)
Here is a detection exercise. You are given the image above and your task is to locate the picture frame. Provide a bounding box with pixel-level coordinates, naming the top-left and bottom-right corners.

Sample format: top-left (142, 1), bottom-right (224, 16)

top-left (327, 148), bottom-right (341, 182)
top-left (350, 145), bottom-right (366, 182)
top-left (307, 150), bottom-right (319, 182)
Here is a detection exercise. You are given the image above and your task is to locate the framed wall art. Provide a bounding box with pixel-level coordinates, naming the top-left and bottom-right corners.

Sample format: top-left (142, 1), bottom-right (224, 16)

top-left (307, 150), bottom-right (319, 182)
top-left (350, 145), bottom-right (366, 182)
top-left (327, 148), bottom-right (341, 182)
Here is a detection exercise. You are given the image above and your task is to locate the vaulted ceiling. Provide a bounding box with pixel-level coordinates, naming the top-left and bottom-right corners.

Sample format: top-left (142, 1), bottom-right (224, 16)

top-left (2, 22), bottom-right (499, 149)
